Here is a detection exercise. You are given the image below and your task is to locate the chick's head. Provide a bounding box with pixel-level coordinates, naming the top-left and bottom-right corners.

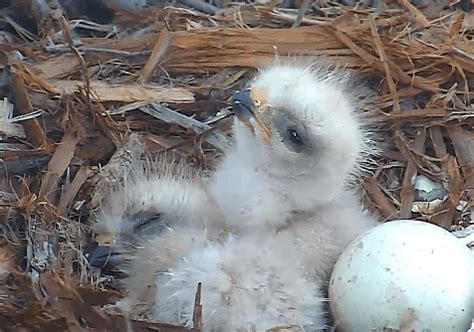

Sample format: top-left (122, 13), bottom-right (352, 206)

top-left (231, 61), bottom-right (376, 207)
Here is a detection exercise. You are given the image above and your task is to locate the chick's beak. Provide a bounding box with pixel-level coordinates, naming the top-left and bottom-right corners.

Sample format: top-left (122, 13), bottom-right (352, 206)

top-left (232, 89), bottom-right (254, 123)
top-left (231, 89), bottom-right (272, 141)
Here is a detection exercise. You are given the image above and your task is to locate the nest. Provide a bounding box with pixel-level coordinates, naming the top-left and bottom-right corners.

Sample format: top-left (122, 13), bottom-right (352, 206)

top-left (0, 0), bottom-right (472, 330)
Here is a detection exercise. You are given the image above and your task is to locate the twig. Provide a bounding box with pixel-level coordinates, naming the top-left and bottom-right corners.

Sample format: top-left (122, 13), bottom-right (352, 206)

top-left (192, 282), bottom-right (202, 330)
top-left (0, 143), bottom-right (30, 151)
top-left (368, 14), bottom-right (400, 113)
top-left (38, 130), bottom-right (78, 202)
top-left (0, 154), bottom-right (51, 177)
top-left (397, 0), bottom-right (431, 28)
top-left (363, 177), bottom-right (398, 220)
top-left (57, 166), bottom-right (89, 217)
top-left (139, 28), bottom-right (173, 84)
top-left (177, 0), bottom-right (219, 15)
top-left (56, 12), bottom-right (93, 104)
top-left (10, 73), bottom-right (48, 147)
top-left (140, 102), bottom-right (230, 151)
top-left (292, 0), bottom-right (312, 28)
top-left (203, 110), bottom-right (233, 125)
top-left (452, 46), bottom-right (474, 61)
top-left (269, 9), bottom-right (326, 25)
top-left (108, 101), bottom-right (153, 115)
top-left (68, 19), bottom-right (115, 33)
top-left (398, 129), bottom-right (426, 219)
top-left (0, 16), bottom-right (37, 41)
top-left (45, 45), bottom-right (150, 57)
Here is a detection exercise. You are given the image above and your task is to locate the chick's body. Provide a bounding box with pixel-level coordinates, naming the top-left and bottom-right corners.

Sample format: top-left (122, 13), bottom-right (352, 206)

top-left (154, 232), bottom-right (327, 331)
top-left (153, 191), bottom-right (376, 331)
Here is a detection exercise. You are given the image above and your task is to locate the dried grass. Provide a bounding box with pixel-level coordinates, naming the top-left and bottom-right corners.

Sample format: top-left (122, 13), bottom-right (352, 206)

top-left (0, 0), bottom-right (472, 330)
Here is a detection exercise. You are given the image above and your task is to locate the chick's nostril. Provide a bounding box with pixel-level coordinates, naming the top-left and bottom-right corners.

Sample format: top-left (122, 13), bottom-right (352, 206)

top-left (231, 90), bottom-right (254, 122)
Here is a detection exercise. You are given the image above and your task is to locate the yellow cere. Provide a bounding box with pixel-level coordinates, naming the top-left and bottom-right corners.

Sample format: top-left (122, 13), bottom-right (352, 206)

top-left (250, 88), bottom-right (268, 111)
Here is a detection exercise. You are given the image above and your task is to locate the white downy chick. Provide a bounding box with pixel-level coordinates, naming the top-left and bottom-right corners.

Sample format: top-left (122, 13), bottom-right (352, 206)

top-left (209, 59), bottom-right (379, 279)
top-left (210, 59), bottom-right (377, 234)
top-left (151, 199), bottom-right (378, 330)
top-left (151, 60), bottom-right (380, 330)
top-left (154, 233), bottom-right (327, 331)
top-left (151, 195), bottom-right (377, 331)
top-left (91, 155), bottom-right (224, 315)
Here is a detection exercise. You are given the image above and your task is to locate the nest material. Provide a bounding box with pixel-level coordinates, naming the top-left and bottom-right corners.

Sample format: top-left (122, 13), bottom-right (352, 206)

top-left (0, 0), bottom-right (472, 330)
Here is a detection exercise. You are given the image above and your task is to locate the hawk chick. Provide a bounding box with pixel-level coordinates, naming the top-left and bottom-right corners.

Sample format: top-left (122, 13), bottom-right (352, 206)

top-left (92, 60), bottom-right (379, 330)
top-left (90, 156), bottom-right (224, 314)
top-left (210, 60), bottom-right (376, 233)
top-left (151, 60), bottom-right (380, 330)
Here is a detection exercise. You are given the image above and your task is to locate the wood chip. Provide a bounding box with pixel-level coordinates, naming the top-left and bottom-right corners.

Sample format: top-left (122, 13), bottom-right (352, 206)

top-left (35, 54), bottom-right (81, 80)
top-left (139, 28), bottom-right (173, 84)
top-left (364, 176), bottom-right (399, 220)
top-left (57, 166), bottom-right (90, 217)
top-left (10, 73), bottom-right (48, 147)
top-left (398, 129), bottom-right (427, 219)
top-left (39, 130), bottom-right (78, 203)
top-left (48, 80), bottom-right (195, 103)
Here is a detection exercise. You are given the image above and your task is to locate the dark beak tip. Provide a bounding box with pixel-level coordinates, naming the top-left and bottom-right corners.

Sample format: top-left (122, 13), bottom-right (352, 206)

top-left (87, 245), bottom-right (121, 269)
top-left (231, 89), bottom-right (250, 103)
top-left (231, 89), bottom-right (254, 121)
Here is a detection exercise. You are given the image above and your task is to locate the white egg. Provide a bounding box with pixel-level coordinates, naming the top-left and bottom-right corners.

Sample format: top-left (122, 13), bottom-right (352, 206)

top-left (329, 220), bottom-right (474, 332)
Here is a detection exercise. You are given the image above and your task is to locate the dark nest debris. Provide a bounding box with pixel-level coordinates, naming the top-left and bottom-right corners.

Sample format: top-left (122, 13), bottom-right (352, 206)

top-left (0, 0), bottom-right (472, 330)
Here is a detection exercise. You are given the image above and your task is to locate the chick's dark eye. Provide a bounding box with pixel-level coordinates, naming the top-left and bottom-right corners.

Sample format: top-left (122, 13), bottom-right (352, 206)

top-left (287, 128), bottom-right (304, 146)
